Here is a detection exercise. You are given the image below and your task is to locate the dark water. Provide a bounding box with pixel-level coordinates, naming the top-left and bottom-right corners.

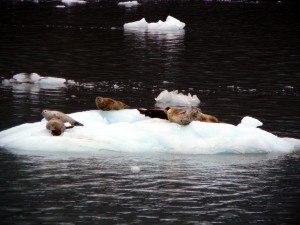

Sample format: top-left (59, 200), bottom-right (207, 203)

top-left (0, 1), bottom-right (300, 224)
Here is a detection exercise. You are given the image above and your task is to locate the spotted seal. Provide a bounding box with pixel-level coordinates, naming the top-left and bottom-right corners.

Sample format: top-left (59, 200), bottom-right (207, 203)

top-left (46, 118), bottom-right (74, 136)
top-left (42, 109), bottom-right (84, 126)
top-left (166, 107), bottom-right (202, 125)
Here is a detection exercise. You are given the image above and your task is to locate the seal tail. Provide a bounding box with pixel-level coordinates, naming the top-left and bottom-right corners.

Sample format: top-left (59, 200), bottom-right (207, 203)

top-left (74, 121), bottom-right (84, 126)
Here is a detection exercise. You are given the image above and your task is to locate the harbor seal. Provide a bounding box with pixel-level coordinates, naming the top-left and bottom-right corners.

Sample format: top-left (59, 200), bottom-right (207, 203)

top-left (46, 118), bottom-right (74, 136)
top-left (198, 112), bottom-right (219, 123)
top-left (95, 97), bottom-right (129, 111)
top-left (138, 107), bottom-right (219, 123)
top-left (137, 108), bottom-right (168, 120)
top-left (166, 107), bottom-right (202, 125)
top-left (42, 109), bottom-right (84, 126)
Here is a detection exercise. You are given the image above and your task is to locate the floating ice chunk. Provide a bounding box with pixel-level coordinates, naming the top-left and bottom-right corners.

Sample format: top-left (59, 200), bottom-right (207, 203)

top-left (1, 73), bottom-right (72, 90)
top-left (118, 1), bottom-right (140, 7)
top-left (165, 15), bottom-right (186, 30)
top-left (62, 0), bottom-right (87, 5)
top-left (124, 18), bottom-right (149, 30)
top-left (130, 166), bottom-right (141, 173)
top-left (238, 116), bottom-right (263, 128)
top-left (2, 73), bottom-right (66, 85)
top-left (11, 73), bottom-right (42, 83)
top-left (38, 77), bottom-right (66, 84)
top-left (56, 5), bottom-right (66, 8)
top-left (124, 15), bottom-right (185, 31)
top-left (0, 110), bottom-right (297, 156)
top-left (155, 90), bottom-right (200, 107)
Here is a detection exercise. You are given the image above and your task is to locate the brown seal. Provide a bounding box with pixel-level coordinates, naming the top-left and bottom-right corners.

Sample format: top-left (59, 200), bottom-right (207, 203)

top-left (42, 110), bottom-right (84, 126)
top-left (46, 118), bottom-right (74, 136)
top-left (198, 113), bottom-right (219, 123)
top-left (138, 107), bottom-right (219, 123)
top-left (166, 107), bottom-right (202, 125)
top-left (95, 97), bottom-right (129, 111)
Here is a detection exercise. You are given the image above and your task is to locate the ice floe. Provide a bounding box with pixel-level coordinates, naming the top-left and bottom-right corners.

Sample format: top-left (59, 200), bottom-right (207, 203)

top-left (155, 90), bottom-right (200, 107)
top-left (61, 0), bottom-right (87, 5)
top-left (0, 109), bottom-right (299, 156)
top-left (118, 1), bottom-right (140, 7)
top-left (1, 73), bottom-right (76, 89)
top-left (124, 16), bottom-right (186, 31)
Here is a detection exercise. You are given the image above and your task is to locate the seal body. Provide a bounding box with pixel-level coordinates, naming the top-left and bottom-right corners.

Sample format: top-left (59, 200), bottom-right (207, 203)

top-left (198, 113), bottom-right (219, 123)
top-left (166, 107), bottom-right (202, 125)
top-left (95, 97), bottom-right (129, 111)
top-left (138, 107), bottom-right (219, 123)
top-left (42, 110), bottom-right (84, 126)
top-left (46, 118), bottom-right (66, 136)
top-left (137, 108), bottom-right (168, 120)
top-left (46, 118), bottom-right (74, 136)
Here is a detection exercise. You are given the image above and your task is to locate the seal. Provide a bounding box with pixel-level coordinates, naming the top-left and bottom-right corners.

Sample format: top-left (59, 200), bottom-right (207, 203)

top-left (95, 97), bottom-right (129, 111)
top-left (138, 107), bottom-right (219, 123)
top-left (42, 109), bottom-right (84, 126)
top-left (198, 112), bottom-right (219, 123)
top-left (46, 118), bottom-right (74, 136)
top-left (166, 107), bottom-right (201, 125)
top-left (137, 108), bottom-right (168, 120)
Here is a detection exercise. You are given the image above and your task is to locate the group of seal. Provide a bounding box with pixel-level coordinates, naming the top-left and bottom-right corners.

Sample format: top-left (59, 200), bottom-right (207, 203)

top-left (42, 96), bottom-right (219, 136)
top-left (94, 97), bottom-right (219, 125)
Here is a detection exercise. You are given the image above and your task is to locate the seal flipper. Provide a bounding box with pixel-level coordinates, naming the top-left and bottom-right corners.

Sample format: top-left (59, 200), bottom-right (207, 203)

top-left (138, 108), bottom-right (168, 120)
top-left (66, 125), bottom-right (75, 129)
top-left (73, 121), bottom-right (84, 126)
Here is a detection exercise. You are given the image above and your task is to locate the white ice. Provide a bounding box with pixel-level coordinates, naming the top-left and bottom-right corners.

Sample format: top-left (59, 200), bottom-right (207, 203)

top-left (155, 90), bottom-right (200, 107)
top-left (0, 109), bottom-right (299, 156)
top-left (124, 16), bottom-right (185, 31)
top-left (61, 0), bottom-right (87, 5)
top-left (1, 73), bottom-right (76, 88)
top-left (118, 1), bottom-right (140, 7)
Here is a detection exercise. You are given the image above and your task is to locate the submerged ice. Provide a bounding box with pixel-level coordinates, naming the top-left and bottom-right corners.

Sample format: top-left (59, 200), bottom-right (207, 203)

top-left (0, 109), bottom-right (298, 155)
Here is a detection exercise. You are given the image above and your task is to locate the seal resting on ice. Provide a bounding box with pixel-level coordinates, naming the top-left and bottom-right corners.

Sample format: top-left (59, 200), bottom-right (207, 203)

top-left (166, 107), bottom-right (202, 125)
top-left (46, 118), bottom-right (74, 136)
top-left (198, 112), bottom-right (219, 123)
top-left (95, 97), bottom-right (129, 110)
top-left (42, 109), bottom-right (84, 126)
top-left (138, 107), bottom-right (219, 123)
top-left (137, 108), bottom-right (168, 120)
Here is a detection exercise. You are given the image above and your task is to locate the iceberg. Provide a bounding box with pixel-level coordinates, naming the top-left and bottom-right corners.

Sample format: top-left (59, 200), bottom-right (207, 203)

top-left (61, 0), bottom-right (87, 5)
top-left (2, 73), bottom-right (66, 85)
top-left (118, 1), bottom-right (140, 7)
top-left (155, 90), bottom-right (200, 107)
top-left (0, 109), bottom-right (299, 156)
top-left (124, 16), bottom-right (185, 31)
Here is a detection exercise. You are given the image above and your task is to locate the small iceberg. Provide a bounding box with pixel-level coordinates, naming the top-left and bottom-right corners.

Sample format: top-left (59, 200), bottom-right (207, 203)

top-left (118, 1), bottom-right (140, 7)
top-left (155, 90), bottom-right (201, 107)
top-left (2, 73), bottom-right (67, 86)
top-left (61, 0), bottom-right (87, 5)
top-left (0, 110), bottom-right (299, 156)
top-left (124, 16), bottom-right (186, 31)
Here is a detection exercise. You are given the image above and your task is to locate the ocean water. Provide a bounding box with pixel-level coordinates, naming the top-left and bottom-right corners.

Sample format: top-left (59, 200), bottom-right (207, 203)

top-left (0, 0), bottom-right (300, 224)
